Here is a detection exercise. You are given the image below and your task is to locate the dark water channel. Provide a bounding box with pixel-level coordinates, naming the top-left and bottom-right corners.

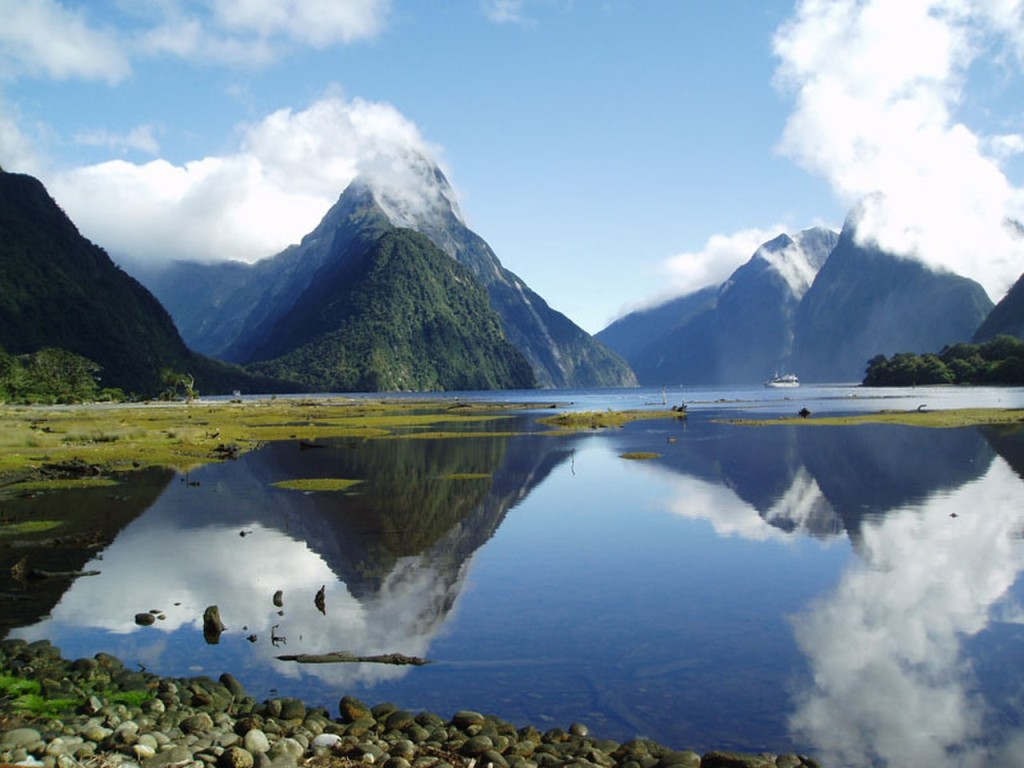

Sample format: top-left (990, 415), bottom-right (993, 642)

top-left (4, 388), bottom-right (1024, 768)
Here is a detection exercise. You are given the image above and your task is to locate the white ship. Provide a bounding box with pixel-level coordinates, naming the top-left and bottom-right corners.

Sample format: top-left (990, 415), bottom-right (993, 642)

top-left (765, 373), bottom-right (799, 388)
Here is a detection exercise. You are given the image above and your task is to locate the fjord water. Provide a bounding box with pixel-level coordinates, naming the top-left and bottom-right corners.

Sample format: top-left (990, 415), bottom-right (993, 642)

top-left (7, 385), bottom-right (1024, 768)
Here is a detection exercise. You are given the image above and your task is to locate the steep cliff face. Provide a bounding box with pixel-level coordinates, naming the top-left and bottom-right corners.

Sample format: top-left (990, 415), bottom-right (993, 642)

top-left (793, 221), bottom-right (993, 382)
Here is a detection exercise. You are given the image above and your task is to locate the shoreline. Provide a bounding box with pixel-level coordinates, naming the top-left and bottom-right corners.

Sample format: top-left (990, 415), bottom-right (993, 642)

top-left (0, 640), bottom-right (824, 768)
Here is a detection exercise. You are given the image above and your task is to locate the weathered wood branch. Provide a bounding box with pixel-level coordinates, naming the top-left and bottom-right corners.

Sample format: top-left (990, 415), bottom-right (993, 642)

top-left (275, 651), bottom-right (431, 666)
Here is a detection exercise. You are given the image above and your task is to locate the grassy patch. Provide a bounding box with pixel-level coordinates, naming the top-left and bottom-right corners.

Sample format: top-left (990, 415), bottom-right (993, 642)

top-left (0, 519), bottom-right (62, 536)
top-left (0, 674), bottom-right (39, 698)
top-left (272, 478), bottom-right (363, 492)
top-left (0, 674), bottom-right (153, 716)
top-left (442, 473), bottom-right (492, 480)
top-left (0, 399), bottom-right (533, 484)
top-left (538, 409), bottom-right (686, 432)
top-left (10, 477), bottom-right (119, 492)
top-left (620, 452), bottom-right (662, 460)
top-left (725, 407), bottom-right (1024, 429)
top-left (108, 689), bottom-right (155, 707)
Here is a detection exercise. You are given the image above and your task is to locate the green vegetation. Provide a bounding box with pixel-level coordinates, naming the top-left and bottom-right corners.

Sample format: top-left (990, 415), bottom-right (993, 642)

top-left (248, 229), bottom-right (536, 392)
top-left (0, 398), bottom-right (549, 492)
top-left (442, 472), bottom-right (492, 480)
top-left (272, 478), bottom-right (363, 492)
top-left (0, 672), bottom-right (154, 717)
top-left (0, 346), bottom-right (123, 404)
top-left (727, 408), bottom-right (1024, 428)
top-left (0, 520), bottom-right (63, 536)
top-left (863, 335), bottom-right (1024, 386)
top-left (620, 452), bottom-right (661, 460)
top-left (538, 409), bottom-right (686, 432)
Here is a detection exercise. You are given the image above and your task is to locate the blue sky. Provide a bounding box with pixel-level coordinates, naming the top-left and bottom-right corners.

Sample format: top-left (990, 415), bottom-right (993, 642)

top-left (2, 1), bottom-right (1023, 333)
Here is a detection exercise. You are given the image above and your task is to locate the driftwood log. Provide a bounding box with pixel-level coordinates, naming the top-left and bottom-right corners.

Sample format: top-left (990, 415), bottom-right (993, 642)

top-left (275, 651), bottom-right (430, 666)
top-left (11, 556), bottom-right (100, 582)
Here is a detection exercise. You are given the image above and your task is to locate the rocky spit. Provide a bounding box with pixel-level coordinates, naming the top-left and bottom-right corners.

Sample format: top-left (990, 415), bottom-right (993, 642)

top-left (0, 639), bottom-right (823, 768)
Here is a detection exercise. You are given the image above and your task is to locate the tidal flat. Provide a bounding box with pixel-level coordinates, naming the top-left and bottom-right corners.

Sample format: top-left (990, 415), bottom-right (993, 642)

top-left (0, 399), bottom-right (688, 496)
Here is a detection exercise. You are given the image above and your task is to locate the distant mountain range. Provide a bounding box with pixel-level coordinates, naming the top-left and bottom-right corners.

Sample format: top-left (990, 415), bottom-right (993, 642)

top-left (600, 216), bottom-right (1004, 384)
top-left (4, 161), bottom-right (1022, 395)
top-left (135, 159), bottom-right (636, 391)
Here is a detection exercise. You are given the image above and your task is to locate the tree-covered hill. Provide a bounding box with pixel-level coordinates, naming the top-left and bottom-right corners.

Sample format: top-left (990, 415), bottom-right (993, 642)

top-left (247, 228), bottom-right (537, 392)
top-left (863, 335), bottom-right (1024, 386)
top-left (0, 169), bottom-right (295, 398)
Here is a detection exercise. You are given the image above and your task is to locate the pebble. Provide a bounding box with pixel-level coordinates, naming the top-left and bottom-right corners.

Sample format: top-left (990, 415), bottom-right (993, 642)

top-left (0, 640), bottom-right (825, 768)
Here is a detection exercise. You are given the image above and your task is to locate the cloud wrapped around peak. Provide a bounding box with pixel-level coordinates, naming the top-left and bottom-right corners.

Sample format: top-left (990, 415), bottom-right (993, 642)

top-left (773, 0), bottom-right (1024, 300)
top-left (48, 94), bottom-right (448, 266)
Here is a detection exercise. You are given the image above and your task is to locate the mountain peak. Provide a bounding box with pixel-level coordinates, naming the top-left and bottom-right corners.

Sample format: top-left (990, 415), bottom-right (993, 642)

top-left (355, 152), bottom-right (465, 237)
top-left (752, 226), bottom-right (837, 300)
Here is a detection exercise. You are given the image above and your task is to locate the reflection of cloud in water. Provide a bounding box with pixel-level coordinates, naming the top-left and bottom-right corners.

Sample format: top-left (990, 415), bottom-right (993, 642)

top-left (656, 464), bottom-right (829, 542)
top-left (789, 458), bottom-right (1024, 768)
top-left (13, 516), bottom-right (466, 688)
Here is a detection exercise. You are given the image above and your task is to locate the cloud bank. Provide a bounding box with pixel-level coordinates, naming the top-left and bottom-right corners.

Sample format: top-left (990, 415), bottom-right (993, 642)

top-left (0, 0), bottom-right (390, 79)
top-left (773, 0), bottom-right (1024, 300)
top-left (45, 94), bottom-right (446, 266)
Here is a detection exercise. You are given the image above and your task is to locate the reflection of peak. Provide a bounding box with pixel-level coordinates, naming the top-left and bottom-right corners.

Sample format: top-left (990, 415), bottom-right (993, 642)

top-left (762, 466), bottom-right (842, 538)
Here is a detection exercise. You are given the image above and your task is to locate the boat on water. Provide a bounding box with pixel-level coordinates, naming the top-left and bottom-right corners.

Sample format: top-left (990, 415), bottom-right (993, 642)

top-left (765, 373), bottom-right (799, 388)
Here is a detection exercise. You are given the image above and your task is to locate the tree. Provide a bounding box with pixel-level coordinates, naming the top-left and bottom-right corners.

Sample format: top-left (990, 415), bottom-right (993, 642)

top-left (159, 369), bottom-right (198, 401)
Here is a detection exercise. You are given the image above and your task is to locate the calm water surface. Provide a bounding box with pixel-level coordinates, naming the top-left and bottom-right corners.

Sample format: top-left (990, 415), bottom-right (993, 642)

top-left (5, 384), bottom-right (1024, 768)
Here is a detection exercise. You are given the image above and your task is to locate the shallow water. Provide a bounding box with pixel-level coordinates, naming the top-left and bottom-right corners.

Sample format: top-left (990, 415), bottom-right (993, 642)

top-left (5, 384), bottom-right (1024, 768)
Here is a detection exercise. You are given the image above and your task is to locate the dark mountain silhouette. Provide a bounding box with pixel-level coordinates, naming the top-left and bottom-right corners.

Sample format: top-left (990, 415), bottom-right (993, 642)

top-left (973, 272), bottom-right (1024, 342)
top-left (792, 217), bottom-right (993, 382)
top-left (0, 169), bottom-right (284, 396)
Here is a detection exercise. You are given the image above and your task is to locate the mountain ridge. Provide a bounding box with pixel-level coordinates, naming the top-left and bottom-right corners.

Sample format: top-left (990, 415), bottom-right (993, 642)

top-left (137, 162), bottom-right (636, 390)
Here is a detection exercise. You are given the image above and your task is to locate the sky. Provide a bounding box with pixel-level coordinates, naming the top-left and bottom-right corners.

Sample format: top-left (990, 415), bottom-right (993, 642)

top-left (2, 0), bottom-right (1024, 334)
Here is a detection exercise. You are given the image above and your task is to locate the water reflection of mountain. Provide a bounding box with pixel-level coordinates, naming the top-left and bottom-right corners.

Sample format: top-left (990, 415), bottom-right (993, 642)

top-left (198, 431), bottom-right (573, 600)
top-left (0, 468), bottom-right (175, 635)
top-left (612, 417), bottom-right (995, 538)
top-left (980, 424), bottom-right (1024, 480)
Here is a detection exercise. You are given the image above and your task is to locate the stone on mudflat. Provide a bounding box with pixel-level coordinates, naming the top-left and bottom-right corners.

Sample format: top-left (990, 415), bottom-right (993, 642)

top-left (451, 711), bottom-right (486, 730)
top-left (181, 713), bottom-right (215, 734)
top-left (655, 751), bottom-right (700, 768)
top-left (219, 673), bottom-right (248, 700)
top-left (243, 729), bottom-right (270, 755)
top-left (2, 728), bottom-right (43, 749)
top-left (339, 696), bottom-right (372, 723)
top-left (143, 744), bottom-right (194, 768)
top-left (700, 752), bottom-right (778, 768)
top-left (218, 746), bottom-right (255, 768)
top-left (278, 698), bottom-right (306, 722)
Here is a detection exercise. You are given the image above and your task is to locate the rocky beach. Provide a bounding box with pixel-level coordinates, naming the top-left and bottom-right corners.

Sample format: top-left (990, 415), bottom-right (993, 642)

top-left (0, 639), bottom-right (823, 768)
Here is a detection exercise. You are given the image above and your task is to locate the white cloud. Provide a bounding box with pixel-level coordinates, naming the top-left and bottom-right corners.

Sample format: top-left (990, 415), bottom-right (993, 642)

top-left (0, 0), bottom-right (131, 82)
top-left (75, 124), bottom-right (162, 156)
top-left (773, 0), bottom-right (1024, 300)
top-left (483, 0), bottom-right (529, 25)
top-left (654, 224), bottom-right (791, 301)
top-left (211, 0), bottom-right (390, 47)
top-left (0, 0), bottom-right (390, 81)
top-left (0, 100), bottom-right (48, 176)
top-left (46, 93), bottom-right (446, 265)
